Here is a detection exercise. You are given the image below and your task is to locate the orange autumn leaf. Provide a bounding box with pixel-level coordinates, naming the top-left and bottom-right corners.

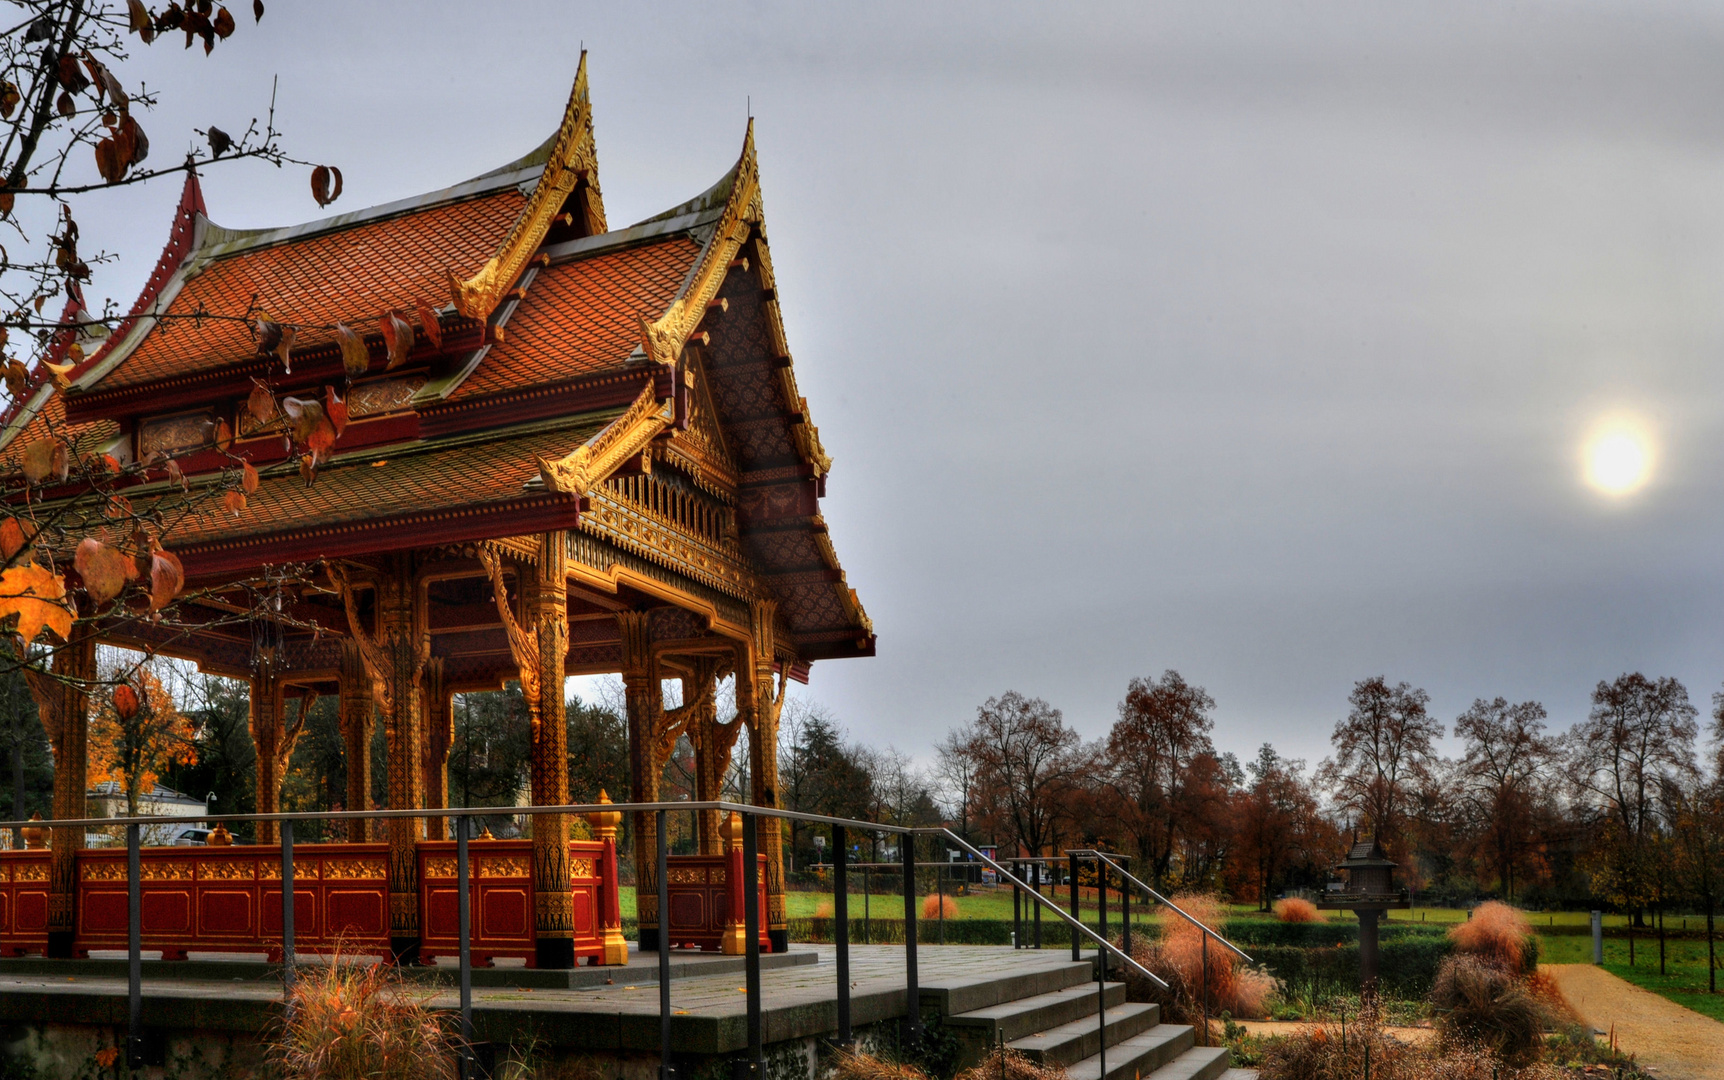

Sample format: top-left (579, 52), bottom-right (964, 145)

top-left (334, 323), bottom-right (368, 378)
top-left (416, 301), bottom-right (442, 352)
top-left (75, 537), bottom-right (138, 604)
top-left (246, 380), bottom-right (276, 425)
top-left (21, 439), bottom-right (67, 484)
top-left (215, 418), bottom-right (234, 452)
top-left (380, 311), bottom-right (414, 371)
top-left (0, 564), bottom-right (72, 644)
top-left (113, 682), bottom-right (141, 720)
top-left (148, 545), bottom-right (183, 612)
top-left (0, 517), bottom-right (35, 561)
top-left (324, 385), bottom-right (349, 438)
top-left (222, 490), bottom-right (246, 515)
top-left (241, 460), bottom-right (259, 494)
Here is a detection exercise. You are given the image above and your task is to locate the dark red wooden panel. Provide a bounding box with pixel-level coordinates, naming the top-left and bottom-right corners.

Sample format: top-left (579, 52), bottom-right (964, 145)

top-left (199, 890), bottom-right (254, 935)
top-left (261, 890), bottom-right (316, 937)
top-left (82, 890), bottom-right (128, 933)
top-left (326, 890), bottom-right (385, 937)
top-left (142, 892), bottom-right (192, 935)
top-left (480, 888), bottom-right (528, 938)
top-left (15, 891), bottom-right (45, 932)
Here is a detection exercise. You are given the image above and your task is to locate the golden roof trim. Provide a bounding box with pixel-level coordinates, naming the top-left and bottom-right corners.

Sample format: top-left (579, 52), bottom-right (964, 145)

top-left (448, 52), bottom-right (606, 321)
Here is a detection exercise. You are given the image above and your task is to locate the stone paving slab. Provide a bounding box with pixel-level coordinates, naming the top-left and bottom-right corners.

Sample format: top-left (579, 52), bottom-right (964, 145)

top-left (0, 945), bottom-right (1083, 1055)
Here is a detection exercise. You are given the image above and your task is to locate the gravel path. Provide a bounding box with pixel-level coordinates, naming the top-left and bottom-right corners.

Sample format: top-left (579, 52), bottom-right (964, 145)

top-left (1546, 963), bottom-right (1724, 1080)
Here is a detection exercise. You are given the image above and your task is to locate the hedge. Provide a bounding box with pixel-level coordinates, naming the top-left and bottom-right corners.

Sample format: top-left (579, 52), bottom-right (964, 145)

top-left (1246, 936), bottom-right (1453, 999)
top-left (1219, 919), bottom-right (1449, 949)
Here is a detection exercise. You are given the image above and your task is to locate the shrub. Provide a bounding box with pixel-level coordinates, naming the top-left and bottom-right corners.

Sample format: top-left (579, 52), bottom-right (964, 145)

top-left (1449, 902), bottom-right (1535, 976)
top-left (1274, 897), bottom-right (1322, 923)
top-left (1429, 955), bottom-right (1549, 1067)
top-left (1258, 1017), bottom-right (1568, 1080)
top-left (922, 893), bottom-right (959, 920)
top-left (1125, 892), bottom-right (1277, 1023)
top-left (814, 900), bottom-right (834, 918)
top-left (270, 945), bottom-right (457, 1079)
top-left (952, 1048), bottom-right (1067, 1080)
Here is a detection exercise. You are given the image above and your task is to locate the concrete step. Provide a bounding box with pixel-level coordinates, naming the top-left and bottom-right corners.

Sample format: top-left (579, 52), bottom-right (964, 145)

top-left (1064, 1023), bottom-right (1193, 1080)
top-left (1008, 1002), bottom-right (1160, 1067)
top-left (1145, 1047), bottom-right (1233, 1080)
top-left (922, 959), bottom-right (1095, 1017)
top-left (945, 980), bottom-right (1130, 1043)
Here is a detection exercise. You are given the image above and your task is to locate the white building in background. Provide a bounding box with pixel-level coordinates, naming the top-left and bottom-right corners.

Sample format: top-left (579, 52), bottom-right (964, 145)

top-left (86, 782), bottom-right (210, 846)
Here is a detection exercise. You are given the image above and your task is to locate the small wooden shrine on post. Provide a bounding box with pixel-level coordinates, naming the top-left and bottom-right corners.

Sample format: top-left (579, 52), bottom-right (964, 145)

top-left (1317, 835), bottom-right (1409, 997)
top-left (0, 55), bottom-right (873, 966)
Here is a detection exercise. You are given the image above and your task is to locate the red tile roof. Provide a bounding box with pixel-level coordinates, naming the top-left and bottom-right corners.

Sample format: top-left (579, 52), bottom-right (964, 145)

top-left (452, 237), bottom-right (701, 401)
top-left (101, 189), bottom-right (527, 392)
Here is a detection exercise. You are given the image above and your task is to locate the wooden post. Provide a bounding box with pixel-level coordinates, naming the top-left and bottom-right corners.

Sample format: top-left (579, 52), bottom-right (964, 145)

top-left (338, 641), bottom-right (374, 843)
top-left (248, 652), bottom-right (286, 845)
top-left (420, 658), bottom-right (452, 841)
top-left (527, 532), bottom-right (572, 969)
top-left (745, 600), bottom-right (789, 952)
top-left (377, 554), bottom-right (427, 963)
top-left (685, 658), bottom-right (729, 855)
top-left (619, 611), bottom-right (661, 949)
top-left (26, 630), bottom-right (96, 959)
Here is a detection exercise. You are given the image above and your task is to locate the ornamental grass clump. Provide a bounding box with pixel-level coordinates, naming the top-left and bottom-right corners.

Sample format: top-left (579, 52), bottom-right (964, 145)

top-left (1273, 897), bottom-right (1322, 923)
top-left (271, 946), bottom-right (457, 1080)
top-left (827, 1048), bottom-right (931, 1080)
top-left (1258, 1016), bottom-right (1568, 1080)
top-left (1448, 901), bottom-right (1535, 976)
top-left (921, 893), bottom-right (959, 920)
top-left (953, 1047), bottom-right (1067, 1080)
top-left (1428, 954), bottom-right (1550, 1068)
top-left (1124, 892), bottom-right (1276, 1023)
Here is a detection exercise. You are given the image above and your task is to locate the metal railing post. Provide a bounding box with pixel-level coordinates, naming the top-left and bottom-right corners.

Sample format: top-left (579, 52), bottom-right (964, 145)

top-left (1096, 957), bottom-right (1106, 1080)
top-left (1098, 859), bottom-right (1108, 980)
top-left (745, 812), bottom-right (763, 1073)
top-left (1201, 930), bottom-right (1209, 1046)
top-left (863, 866), bottom-right (871, 944)
top-left (938, 864), bottom-right (946, 945)
top-left (127, 822), bottom-right (142, 1069)
top-left (281, 818), bottom-right (295, 1002)
top-left (1013, 861), bottom-right (1022, 949)
top-left (1033, 861), bottom-right (1042, 949)
top-left (902, 832), bottom-right (921, 1044)
top-left (833, 823), bottom-right (852, 1045)
top-left (658, 809), bottom-right (674, 1080)
top-left (1069, 852), bottom-right (1080, 962)
top-left (1121, 857), bottom-right (1130, 961)
top-left (457, 813), bottom-right (473, 1080)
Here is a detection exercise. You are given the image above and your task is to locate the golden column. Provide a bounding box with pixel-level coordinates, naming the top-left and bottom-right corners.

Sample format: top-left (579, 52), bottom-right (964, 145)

top-left (25, 629), bottom-right (95, 959)
top-left (338, 640), bottom-right (374, 842)
top-left (685, 657), bottom-right (733, 855)
top-left (618, 610), bottom-right (662, 948)
top-left (477, 534), bottom-right (574, 968)
top-left (331, 554), bottom-right (428, 962)
top-left (743, 599), bottom-right (789, 951)
top-left (420, 658), bottom-right (452, 841)
top-left (247, 652), bottom-right (287, 844)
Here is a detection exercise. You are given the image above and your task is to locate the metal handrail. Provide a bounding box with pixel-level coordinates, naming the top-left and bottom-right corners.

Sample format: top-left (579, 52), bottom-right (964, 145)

top-left (923, 828), bottom-right (1169, 990)
top-left (1070, 849), bottom-right (1252, 963)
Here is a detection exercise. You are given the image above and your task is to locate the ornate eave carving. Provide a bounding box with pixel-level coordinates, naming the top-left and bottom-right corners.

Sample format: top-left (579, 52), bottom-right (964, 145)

top-left (447, 52), bottom-right (606, 321)
top-left (536, 378), bottom-right (673, 496)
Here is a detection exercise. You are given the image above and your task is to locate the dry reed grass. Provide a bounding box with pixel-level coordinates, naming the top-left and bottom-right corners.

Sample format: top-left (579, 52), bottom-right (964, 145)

top-left (921, 893), bottom-right (959, 920)
top-left (1258, 1017), bottom-right (1567, 1080)
top-left (1449, 901), bottom-right (1534, 975)
top-left (953, 1047), bottom-right (1068, 1080)
top-left (828, 1048), bottom-right (931, 1080)
top-left (1429, 955), bottom-right (1550, 1067)
top-left (1125, 892), bottom-right (1276, 1022)
top-left (1273, 897), bottom-right (1322, 923)
top-left (270, 945), bottom-right (457, 1079)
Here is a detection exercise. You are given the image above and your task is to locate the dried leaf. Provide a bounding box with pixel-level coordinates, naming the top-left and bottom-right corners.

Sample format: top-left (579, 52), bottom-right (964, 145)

top-left (324, 385), bottom-right (348, 439)
top-left (113, 683), bottom-right (141, 720)
top-left (148, 545), bottom-right (183, 611)
top-left (164, 457), bottom-right (187, 490)
top-left (21, 439), bottom-right (63, 484)
top-left (246, 380), bottom-right (275, 424)
top-left (310, 164), bottom-right (343, 208)
top-left (252, 318), bottom-right (280, 354)
top-left (105, 494), bottom-right (132, 520)
top-left (0, 564), bottom-right (72, 644)
top-left (127, 0), bottom-right (154, 37)
top-left (380, 311), bottom-right (414, 371)
top-left (74, 537), bottom-right (138, 604)
top-left (274, 323), bottom-right (295, 372)
top-left (0, 517), bottom-right (36, 561)
top-left (334, 323), bottom-right (367, 377)
top-left (415, 301), bottom-right (443, 351)
top-left (214, 418), bottom-right (234, 452)
top-left (56, 56), bottom-right (89, 94)
top-left (222, 490), bottom-right (246, 515)
top-left (298, 456), bottom-right (316, 485)
top-left (213, 6), bottom-right (234, 37)
top-left (207, 125), bottom-right (231, 157)
top-left (95, 137), bottom-right (124, 183)
top-left (253, 0), bottom-right (264, 22)
top-left (241, 459), bottom-right (258, 494)
top-left (56, 92), bottom-right (75, 119)
top-left (1, 82), bottom-right (21, 120)
top-left (121, 114), bottom-right (148, 165)
top-left (4, 359), bottom-right (28, 398)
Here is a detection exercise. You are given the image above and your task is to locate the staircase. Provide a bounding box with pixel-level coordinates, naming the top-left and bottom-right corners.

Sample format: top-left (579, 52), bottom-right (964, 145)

top-left (933, 958), bottom-right (1236, 1080)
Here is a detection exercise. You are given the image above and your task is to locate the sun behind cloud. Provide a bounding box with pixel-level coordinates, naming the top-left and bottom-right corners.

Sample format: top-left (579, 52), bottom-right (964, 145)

top-left (1583, 421), bottom-right (1654, 496)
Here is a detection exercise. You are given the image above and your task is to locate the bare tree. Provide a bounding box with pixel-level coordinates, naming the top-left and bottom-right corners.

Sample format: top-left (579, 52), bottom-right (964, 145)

top-left (1317, 676), bottom-right (1443, 857)
top-left (933, 722), bottom-right (978, 843)
top-left (964, 691), bottom-right (1080, 860)
top-left (1453, 697), bottom-right (1554, 899)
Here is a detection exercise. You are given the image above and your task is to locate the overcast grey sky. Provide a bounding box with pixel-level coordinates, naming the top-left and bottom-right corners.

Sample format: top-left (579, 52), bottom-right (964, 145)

top-left (83, 1), bottom-right (1724, 769)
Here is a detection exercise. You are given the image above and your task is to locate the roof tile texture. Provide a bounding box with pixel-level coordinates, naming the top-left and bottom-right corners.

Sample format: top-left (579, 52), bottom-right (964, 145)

top-left (107, 189), bottom-right (527, 390)
top-left (453, 236), bottom-right (700, 400)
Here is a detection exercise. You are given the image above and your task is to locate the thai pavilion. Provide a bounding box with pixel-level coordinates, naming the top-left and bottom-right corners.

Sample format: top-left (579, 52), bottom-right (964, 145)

top-left (0, 56), bottom-right (873, 967)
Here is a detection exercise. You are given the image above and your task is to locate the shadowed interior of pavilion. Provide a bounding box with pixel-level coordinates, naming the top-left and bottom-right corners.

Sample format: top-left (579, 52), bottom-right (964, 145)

top-left (0, 53), bottom-right (873, 969)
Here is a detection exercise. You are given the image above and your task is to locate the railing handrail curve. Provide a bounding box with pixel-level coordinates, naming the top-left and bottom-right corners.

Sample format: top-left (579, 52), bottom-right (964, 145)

top-left (1069, 848), bottom-right (1252, 963)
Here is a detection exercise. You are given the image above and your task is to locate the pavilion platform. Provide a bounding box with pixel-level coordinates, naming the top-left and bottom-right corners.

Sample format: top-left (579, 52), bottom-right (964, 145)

top-left (0, 945), bottom-right (1238, 1080)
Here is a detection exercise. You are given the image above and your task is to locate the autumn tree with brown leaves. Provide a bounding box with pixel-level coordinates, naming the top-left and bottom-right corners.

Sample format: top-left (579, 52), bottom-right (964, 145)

top-left (1316, 676), bottom-right (1443, 857)
top-left (0, 2), bottom-right (351, 694)
top-left (963, 691), bottom-right (1082, 860)
top-left (1453, 696), bottom-right (1555, 900)
top-left (1103, 670), bottom-right (1220, 889)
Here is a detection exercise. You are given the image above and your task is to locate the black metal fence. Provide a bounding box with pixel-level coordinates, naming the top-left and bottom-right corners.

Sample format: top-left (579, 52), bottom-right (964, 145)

top-left (0, 802), bottom-right (1244, 1079)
